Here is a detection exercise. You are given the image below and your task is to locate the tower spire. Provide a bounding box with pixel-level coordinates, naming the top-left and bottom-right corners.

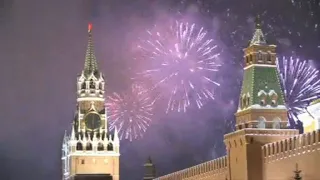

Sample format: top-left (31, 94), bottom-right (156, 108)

top-left (250, 15), bottom-right (266, 46)
top-left (84, 23), bottom-right (99, 76)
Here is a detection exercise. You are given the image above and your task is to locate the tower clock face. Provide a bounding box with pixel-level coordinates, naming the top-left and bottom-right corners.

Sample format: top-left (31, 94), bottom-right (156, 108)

top-left (84, 112), bottom-right (101, 131)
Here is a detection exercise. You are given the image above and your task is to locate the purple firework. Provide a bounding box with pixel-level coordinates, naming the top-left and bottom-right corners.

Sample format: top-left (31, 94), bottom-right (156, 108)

top-left (136, 20), bottom-right (221, 113)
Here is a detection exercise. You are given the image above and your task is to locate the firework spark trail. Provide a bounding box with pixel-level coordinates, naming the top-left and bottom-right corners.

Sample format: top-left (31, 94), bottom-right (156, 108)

top-left (277, 56), bottom-right (320, 121)
top-left (137, 21), bottom-right (221, 113)
top-left (106, 83), bottom-right (155, 141)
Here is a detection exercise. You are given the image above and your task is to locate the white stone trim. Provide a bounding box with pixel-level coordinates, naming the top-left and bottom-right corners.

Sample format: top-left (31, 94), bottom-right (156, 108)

top-left (77, 97), bottom-right (104, 102)
top-left (69, 152), bottom-right (120, 157)
top-left (237, 104), bottom-right (287, 112)
top-left (244, 64), bottom-right (277, 70)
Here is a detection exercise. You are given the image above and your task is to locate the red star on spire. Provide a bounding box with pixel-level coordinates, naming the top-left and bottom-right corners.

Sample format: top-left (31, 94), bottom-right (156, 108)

top-left (88, 23), bottom-right (92, 33)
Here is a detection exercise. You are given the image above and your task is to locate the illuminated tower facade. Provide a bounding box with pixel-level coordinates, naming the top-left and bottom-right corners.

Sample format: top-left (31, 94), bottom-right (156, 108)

top-left (61, 24), bottom-right (120, 180)
top-left (224, 16), bottom-right (299, 180)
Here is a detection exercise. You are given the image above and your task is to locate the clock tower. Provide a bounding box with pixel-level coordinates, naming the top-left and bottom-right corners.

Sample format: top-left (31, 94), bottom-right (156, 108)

top-left (62, 24), bottom-right (120, 180)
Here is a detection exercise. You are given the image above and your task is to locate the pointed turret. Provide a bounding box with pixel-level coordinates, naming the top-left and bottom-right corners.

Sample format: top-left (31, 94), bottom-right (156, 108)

top-left (114, 127), bottom-right (120, 144)
top-left (84, 23), bottom-right (99, 77)
top-left (71, 124), bottom-right (76, 141)
top-left (250, 15), bottom-right (267, 46)
top-left (143, 156), bottom-right (156, 180)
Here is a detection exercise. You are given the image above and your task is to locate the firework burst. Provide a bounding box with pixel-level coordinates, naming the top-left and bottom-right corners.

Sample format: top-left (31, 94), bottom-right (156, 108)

top-left (136, 20), bottom-right (221, 113)
top-left (106, 83), bottom-right (155, 141)
top-left (277, 56), bottom-right (320, 122)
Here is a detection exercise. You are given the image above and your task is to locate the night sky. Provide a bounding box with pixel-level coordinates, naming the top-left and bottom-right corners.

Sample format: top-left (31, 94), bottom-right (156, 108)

top-left (1, 0), bottom-right (319, 180)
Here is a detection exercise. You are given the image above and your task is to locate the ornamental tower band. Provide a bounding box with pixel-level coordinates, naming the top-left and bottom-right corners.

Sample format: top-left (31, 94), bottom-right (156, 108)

top-left (61, 24), bottom-right (120, 180)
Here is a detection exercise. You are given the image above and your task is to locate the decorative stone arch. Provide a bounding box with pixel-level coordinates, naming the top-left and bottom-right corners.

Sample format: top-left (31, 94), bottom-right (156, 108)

top-left (257, 116), bottom-right (266, 129)
top-left (269, 90), bottom-right (278, 106)
top-left (258, 90), bottom-right (267, 106)
top-left (86, 142), bottom-right (93, 151)
top-left (76, 142), bottom-right (83, 151)
top-left (257, 51), bottom-right (263, 61)
top-left (97, 142), bottom-right (104, 151)
top-left (272, 117), bottom-right (281, 129)
top-left (107, 143), bottom-right (114, 151)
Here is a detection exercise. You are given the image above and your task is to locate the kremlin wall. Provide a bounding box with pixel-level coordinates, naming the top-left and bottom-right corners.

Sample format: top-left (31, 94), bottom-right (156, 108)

top-left (151, 18), bottom-right (320, 180)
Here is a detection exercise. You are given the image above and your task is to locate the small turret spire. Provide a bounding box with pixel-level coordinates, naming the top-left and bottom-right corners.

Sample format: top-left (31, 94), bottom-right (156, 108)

top-left (250, 15), bottom-right (267, 46)
top-left (71, 124), bottom-right (76, 141)
top-left (114, 127), bottom-right (120, 144)
top-left (84, 23), bottom-right (99, 76)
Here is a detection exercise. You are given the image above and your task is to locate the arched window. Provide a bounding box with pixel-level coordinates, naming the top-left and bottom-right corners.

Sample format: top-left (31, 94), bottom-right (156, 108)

top-left (89, 80), bottom-right (95, 89)
top-left (257, 116), bottom-right (266, 128)
top-left (246, 56), bottom-right (249, 64)
top-left (272, 117), bottom-right (281, 129)
top-left (250, 54), bottom-right (253, 63)
top-left (97, 143), bottom-right (104, 151)
top-left (267, 53), bottom-right (272, 62)
top-left (86, 143), bottom-right (93, 151)
top-left (269, 90), bottom-right (278, 106)
top-left (81, 82), bottom-right (86, 90)
top-left (258, 52), bottom-right (262, 61)
top-left (107, 143), bottom-right (113, 151)
top-left (258, 90), bottom-right (267, 106)
top-left (76, 142), bottom-right (83, 151)
top-left (242, 94), bottom-right (246, 109)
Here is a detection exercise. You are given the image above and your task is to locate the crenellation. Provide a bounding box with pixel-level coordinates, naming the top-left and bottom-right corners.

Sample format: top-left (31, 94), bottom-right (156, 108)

top-left (262, 130), bottom-right (320, 163)
top-left (154, 156), bottom-right (228, 180)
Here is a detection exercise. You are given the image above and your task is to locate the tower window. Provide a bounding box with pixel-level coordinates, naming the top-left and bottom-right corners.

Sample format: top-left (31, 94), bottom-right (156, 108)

top-left (81, 83), bottom-right (86, 90)
top-left (246, 56), bottom-right (249, 64)
top-left (81, 159), bottom-right (85, 164)
top-left (97, 143), bottom-right (104, 151)
top-left (267, 53), bottom-right (272, 62)
top-left (86, 143), bottom-right (93, 151)
top-left (258, 52), bottom-right (262, 61)
top-left (107, 143), bottom-right (114, 151)
top-left (257, 116), bottom-right (266, 129)
top-left (272, 117), bottom-right (281, 129)
top-left (76, 142), bottom-right (83, 151)
top-left (89, 80), bottom-right (95, 89)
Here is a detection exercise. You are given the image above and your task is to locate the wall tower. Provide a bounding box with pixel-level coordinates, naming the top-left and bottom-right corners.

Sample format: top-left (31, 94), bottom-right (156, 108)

top-left (143, 157), bottom-right (156, 180)
top-left (61, 24), bottom-right (120, 180)
top-left (224, 16), bottom-right (299, 180)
